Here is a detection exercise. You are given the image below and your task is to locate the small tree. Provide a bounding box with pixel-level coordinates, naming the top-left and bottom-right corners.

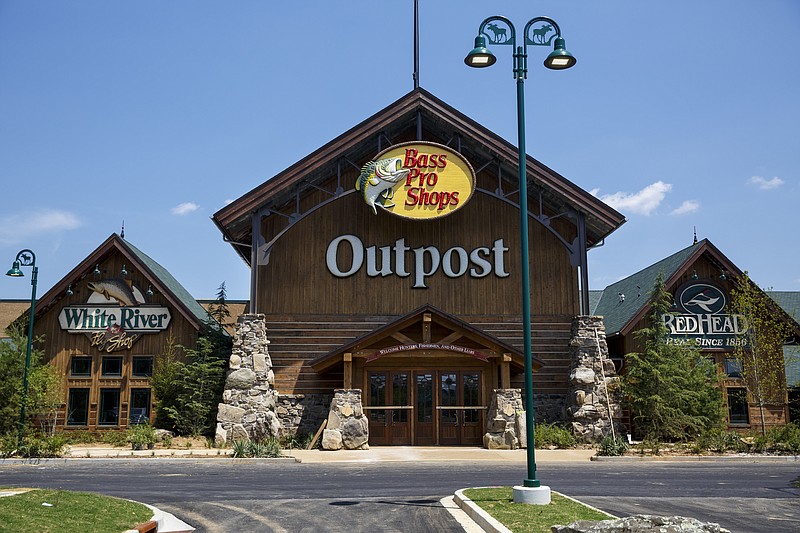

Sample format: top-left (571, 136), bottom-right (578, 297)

top-left (162, 336), bottom-right (227, 436)
top-left (623, 274), bottom-right (725, 441)
top-left (150, 335), bottom-right (183, 432)
top-left (28, 364), bottom-right (63, 436)
top-left (0, 323), bottom-right (48, 436)
top-left (728, 272), bottom-right (794, 435)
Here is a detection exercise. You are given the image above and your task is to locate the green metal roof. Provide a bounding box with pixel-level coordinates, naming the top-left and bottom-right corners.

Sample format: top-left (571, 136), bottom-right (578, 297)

top-left (768, 291), bottom-right (800, 323)
top-left (121, 238), bottom-right (215, 327)
top-left (593, 240), bottom-right (701, 335)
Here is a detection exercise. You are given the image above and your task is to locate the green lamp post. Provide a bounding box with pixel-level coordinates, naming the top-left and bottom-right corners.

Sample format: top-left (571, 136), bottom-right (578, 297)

top-left (6, 249), bottom-right (38, 448)
top-left (465, 15), bottom-right (575, 504)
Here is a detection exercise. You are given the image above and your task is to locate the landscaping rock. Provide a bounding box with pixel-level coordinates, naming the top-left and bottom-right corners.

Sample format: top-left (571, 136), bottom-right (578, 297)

top-left (551, 514), bottom-right (730, 533)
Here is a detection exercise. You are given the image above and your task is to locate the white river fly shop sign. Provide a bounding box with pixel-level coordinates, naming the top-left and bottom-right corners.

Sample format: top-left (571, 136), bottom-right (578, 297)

top-left (355, 141), bottom-right (475, 219)
top-left (57, 277), bottom-right (171, 352)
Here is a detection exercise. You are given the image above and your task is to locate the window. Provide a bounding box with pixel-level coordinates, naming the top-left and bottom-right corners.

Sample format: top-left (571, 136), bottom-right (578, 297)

top-left (129, 388), bottom-right (151, 425)
top-left (70, 357), bottom-right (92, 377)
top-left (101, 357), bottom-right (123, 377)
top-left (724, 358), bottom-right (743, 378)
top-left (727, 387), bottom-right (749, 425)
top-left (99, 388), bottom-right (120, 426)
top-left (67, 388), bottom-right (90, 426)
top-left (131, 356), bottom-right (154, 377)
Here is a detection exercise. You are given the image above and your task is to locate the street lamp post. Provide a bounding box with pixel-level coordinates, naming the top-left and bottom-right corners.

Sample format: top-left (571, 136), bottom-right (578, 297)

top-left (6, 249), bottom-right (39, 448)
top-left (465, 15), bottom-right (575, 504)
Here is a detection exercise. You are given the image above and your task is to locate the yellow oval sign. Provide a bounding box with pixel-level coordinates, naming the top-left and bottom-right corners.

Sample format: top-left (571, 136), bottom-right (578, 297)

top-left (355, 142), bottom-right (476, 220)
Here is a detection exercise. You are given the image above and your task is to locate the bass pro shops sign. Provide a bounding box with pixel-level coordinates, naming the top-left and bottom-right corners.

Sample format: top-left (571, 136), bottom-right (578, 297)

top-left (355, 142), bottom-right (475, 219)
top-left (663, 280), bottom-right (747, 348)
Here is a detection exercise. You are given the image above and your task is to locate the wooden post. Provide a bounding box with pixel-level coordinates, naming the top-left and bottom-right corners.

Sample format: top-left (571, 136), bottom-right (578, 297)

top-left (343, 352), bottom-right (353, 389)
top-left (502, 353), bottom-right (512, 389)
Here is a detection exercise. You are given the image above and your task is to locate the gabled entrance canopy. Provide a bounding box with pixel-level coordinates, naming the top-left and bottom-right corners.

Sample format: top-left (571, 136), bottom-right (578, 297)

top-left (311, 304), bottom-right (542, 387)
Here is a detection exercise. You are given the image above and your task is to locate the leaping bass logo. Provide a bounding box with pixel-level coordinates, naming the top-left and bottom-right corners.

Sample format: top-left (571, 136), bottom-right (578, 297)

top-left (355, 142), bottom-right (476, 220)
top-left (676, 282), bottom-right (727, 315)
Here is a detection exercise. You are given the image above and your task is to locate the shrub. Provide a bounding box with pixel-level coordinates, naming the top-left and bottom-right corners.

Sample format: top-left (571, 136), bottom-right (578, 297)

top-left (751, 423), bottom-right (800, 454)
top-left (62, 430), bottom-right (98, 445)
top-left (127, 423), bottom-right (156, 450)
top-left (280, 432), bottom-right (316, 450)
top-left (534, 422), bottom-right (578, 449)
top-left (231, 438), bottom-right (282, 458)
top-left (17, 433), bottom-right (67, 458)
top-left (598, 436), bottom-right (628, 456)
top-left (99, 431), bottom-right (128, 447)
top-left (694, 429), bottom-right (748, 454)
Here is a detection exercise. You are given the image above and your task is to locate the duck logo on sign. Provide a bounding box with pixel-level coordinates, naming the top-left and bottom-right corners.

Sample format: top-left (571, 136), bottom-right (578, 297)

top-left (355, 142), bottom-right (475, 220)
top-left (677, 283), bottom-right (727, 315)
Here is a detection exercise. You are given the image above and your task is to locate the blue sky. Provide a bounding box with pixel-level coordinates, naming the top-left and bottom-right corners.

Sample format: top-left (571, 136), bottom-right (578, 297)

top-left (1, 1), bottom-right (798, 301)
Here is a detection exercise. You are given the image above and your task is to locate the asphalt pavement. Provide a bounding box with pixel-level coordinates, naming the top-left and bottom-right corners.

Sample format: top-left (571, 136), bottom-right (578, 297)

top-left (1, 448), bottom-right (798, 532)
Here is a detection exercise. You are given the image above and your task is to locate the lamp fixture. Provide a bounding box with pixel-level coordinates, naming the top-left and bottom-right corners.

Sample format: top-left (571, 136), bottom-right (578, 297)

top-left (120, 264), bottom-right (128, 278)
top-left (93, 264), bottom-right (101, 278)
top-left (691, 270), bottom-right (699, 280)
top-left (719, 270), bottom-right (727, 281)
top-left (543, 37), bottom-right (576, 70)
top-left (6, 260), bottom-right (23, 277)
top-left (464, 35), bottom-right (496, 67)
top-left (618, 292), bottom-right (625, 303)
top-left (66, 284), bottom-right (74, 296)
top-left (146, 285), bottom-right (154, 297)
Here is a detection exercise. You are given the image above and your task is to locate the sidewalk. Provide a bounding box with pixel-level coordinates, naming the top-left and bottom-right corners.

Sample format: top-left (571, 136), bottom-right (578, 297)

top-left (57, 445), bottom-right (596, 462)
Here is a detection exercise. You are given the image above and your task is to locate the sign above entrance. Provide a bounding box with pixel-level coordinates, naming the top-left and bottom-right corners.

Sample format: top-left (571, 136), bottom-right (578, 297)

top-left (355, 142), bottom-right (475, 220)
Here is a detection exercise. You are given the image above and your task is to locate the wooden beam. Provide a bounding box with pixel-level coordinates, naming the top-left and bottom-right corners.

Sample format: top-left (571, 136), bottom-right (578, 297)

top-left (423, 312), bottom-right (431, 343)
top-left (501, 353), bottom-right (512, 389)
top-left (344, 352), bottom-right (353, 389)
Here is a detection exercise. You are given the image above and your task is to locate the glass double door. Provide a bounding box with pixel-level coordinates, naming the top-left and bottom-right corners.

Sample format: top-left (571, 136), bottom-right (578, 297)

top-left (367, 369), bottom-right (482, 446)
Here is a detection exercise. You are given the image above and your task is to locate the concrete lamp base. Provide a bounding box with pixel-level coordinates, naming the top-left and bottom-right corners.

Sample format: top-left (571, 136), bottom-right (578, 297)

top-left (512, 485), bottom-right (551, 505)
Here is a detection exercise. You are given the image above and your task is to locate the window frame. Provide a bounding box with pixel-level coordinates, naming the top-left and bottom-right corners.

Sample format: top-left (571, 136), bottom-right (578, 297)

top-left (98, 388), bottom-right (121, 426)
top-left (101, 356), bottom-right (123, 377)
top-left (70, 356), bottom-right (93, 377)
top-left (67, 388), bottom-right (90, 426)
top-left (131, 356), bottom-right (154, 378)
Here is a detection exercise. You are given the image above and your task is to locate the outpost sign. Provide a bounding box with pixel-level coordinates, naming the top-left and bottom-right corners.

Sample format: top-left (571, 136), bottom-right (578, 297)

top-left (662, 280), bottom-right (748, 348)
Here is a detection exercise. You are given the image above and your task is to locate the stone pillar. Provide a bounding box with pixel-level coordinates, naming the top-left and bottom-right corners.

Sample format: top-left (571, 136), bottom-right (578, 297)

top-left (321, 389), bottom-right (369, 451)
top-left (567, 316), bottom-right (624, 442)
top-left (215, 314), bottom-right (281, 446)
top-left (483, 389), bottom-right (524, 449)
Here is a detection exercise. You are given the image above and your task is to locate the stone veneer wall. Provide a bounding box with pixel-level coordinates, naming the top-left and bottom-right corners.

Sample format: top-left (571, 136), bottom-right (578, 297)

top-left (567, 315), bottom-right (624, 442)
top-left (215, 314), bottom-right (281, 445)
top-left (276, 394), bottom-right (332, 437)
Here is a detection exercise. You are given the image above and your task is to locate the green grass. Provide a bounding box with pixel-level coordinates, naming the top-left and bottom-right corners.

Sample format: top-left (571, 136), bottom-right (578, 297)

top-left (0, 488), bottom-right (153, 533)
top-left (463, 487), bottom-right (612, 533)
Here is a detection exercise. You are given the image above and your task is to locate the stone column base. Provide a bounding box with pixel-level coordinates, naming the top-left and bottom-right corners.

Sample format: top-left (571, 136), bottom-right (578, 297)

top-left (321, 389), bottom-right (369, 451)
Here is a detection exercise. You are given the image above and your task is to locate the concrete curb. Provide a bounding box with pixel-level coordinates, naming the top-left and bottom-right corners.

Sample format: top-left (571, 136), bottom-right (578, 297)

top-left (453, 488), bottom-right (618, 533)
top-left (591, 454), bottom-right (800, 462)
top-left (453, 488), bottom-right (512, 533)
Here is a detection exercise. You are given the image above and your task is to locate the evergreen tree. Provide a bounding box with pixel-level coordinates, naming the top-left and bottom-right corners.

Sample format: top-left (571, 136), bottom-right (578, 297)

top-left (151, 283), bottom-right (233, 436)
top-left (623, 274), bottom-right (724, 441)
top-left (728, 272), bottom-right (795, 435)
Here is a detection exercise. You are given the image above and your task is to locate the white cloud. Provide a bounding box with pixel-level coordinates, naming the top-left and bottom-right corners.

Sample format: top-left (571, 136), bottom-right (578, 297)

top-left (595, 181), bottom-right (672, 215)
top-left (171, 202), bottom-right (200, 215)
top-left (749, 175), bottom-right (784, 190)
top-left (671, 200), bottom-right (700, 216)
top-left (0, 209), bottom-right (82, 245)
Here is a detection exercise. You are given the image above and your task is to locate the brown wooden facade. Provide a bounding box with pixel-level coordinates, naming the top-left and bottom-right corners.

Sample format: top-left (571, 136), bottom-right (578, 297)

top-left (214, 88), bottom-right (625, 444)
top-left (27, 234), bottom-right (206, 432)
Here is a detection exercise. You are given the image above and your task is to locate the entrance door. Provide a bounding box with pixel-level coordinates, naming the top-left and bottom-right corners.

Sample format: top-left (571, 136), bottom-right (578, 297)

top-left (438, 371), bottom-right (483, 445)
top-left (367, 371), bottom-right (411, 445)
top-left (414, 372), bottom-right (435, 445)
